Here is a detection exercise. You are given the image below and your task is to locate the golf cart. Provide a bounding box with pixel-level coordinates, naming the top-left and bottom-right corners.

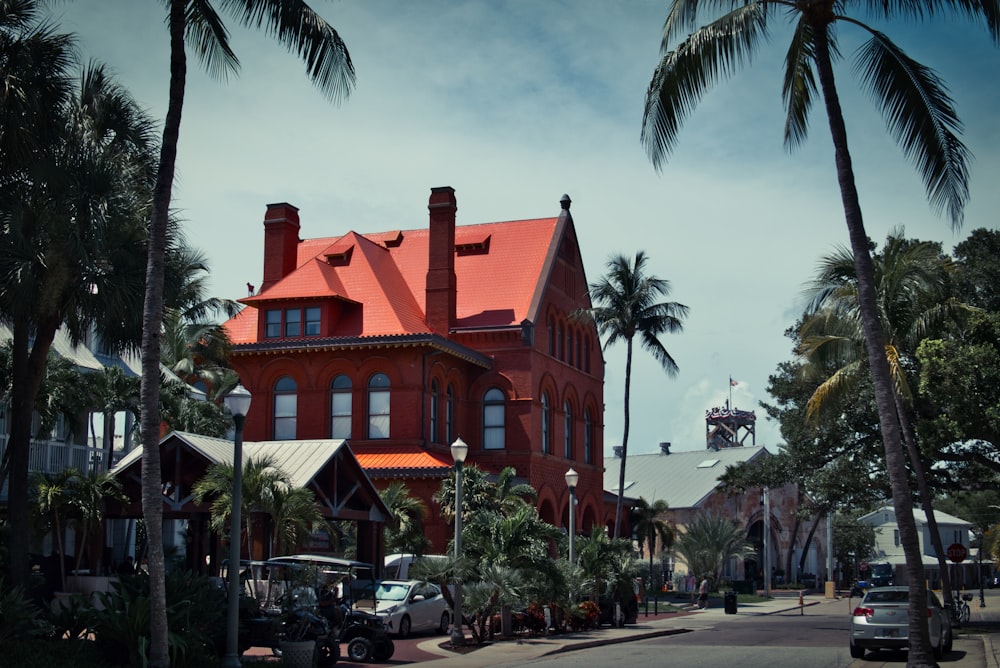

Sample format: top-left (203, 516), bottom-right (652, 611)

top-left (240, 554), bottom-right (394, 664)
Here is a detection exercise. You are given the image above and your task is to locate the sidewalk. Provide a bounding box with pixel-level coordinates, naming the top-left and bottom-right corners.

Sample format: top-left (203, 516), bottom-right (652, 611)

top-left (412, 593), bottom-right (1000, 668)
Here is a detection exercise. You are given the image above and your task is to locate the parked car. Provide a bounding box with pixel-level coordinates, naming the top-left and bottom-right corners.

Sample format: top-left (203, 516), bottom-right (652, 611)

top-left (375, 579), bottom-right (451, 638)
top-left (849, 586), bottom-right (952, 660)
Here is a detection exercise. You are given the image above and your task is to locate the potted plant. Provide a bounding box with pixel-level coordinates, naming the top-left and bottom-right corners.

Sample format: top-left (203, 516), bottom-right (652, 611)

top-left (276, 564), bottom-right (322, 668)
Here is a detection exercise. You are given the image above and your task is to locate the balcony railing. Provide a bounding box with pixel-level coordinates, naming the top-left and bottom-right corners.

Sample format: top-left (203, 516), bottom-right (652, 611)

top-left (0, 433), bottom-right (124, 477)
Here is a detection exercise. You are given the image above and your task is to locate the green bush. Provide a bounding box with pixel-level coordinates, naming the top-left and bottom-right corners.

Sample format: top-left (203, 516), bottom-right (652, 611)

top-left (90, 571), bottom-right (226, 667)
top-left (0, 578), bottom-right (53, 643)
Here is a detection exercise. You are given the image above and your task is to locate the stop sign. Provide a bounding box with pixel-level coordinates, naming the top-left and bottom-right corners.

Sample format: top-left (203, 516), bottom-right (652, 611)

top-left (947, 543), bottom-right (968, 563)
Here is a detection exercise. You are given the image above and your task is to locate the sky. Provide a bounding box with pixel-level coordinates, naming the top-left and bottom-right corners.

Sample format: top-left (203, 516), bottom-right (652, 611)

top-left (52, 1), bottom-right (1000, 455)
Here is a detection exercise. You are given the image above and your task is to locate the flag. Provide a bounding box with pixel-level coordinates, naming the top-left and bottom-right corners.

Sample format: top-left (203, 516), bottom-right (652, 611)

top-left (730, 378), bottom-right (739, 387)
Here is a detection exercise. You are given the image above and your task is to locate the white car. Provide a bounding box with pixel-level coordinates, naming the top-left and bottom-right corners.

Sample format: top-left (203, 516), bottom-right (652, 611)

top-left (849, 586), bottom-right (953, 659)
top-left (375, 580), bottom-right (451, 638)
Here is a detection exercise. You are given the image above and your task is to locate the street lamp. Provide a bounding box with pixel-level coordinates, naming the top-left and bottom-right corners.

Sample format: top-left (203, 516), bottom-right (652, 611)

top-left (565, 468), bottom-right (578, 564)
top-left (450, 437), bottom-right (468, 647)
top-left (222, 384), bottom-right (252, 668)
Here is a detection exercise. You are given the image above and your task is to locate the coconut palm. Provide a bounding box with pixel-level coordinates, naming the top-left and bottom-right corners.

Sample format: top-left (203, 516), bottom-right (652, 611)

top-left (674, 514), bottom-right (753, 585)
top-left (798, 231), bottom-right (965, 605)
top-left (575, 526), bottom-right (634, 605)
top-left (641, 2), bottom-right (996, 661)
top-left (137, 9), bottom-right (353, 659)
top-left (30, 469), bottom-right (75, 591)
top-left (379, 481), bottom-right (429, 555)
top-left (265, 483), bottom-right (323, 557)
top-left (1, 4), bottom-right (158, 587)
top-left (632, 497), bottom-right (675, 590)
top-left (575, 251), bottom-right (688, 538)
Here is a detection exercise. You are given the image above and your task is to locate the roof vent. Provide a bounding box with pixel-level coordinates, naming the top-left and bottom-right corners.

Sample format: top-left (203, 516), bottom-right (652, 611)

top-left (612, 445), bottom-right (623, 458)
top-left (659, 442), bottom-right (671, 455)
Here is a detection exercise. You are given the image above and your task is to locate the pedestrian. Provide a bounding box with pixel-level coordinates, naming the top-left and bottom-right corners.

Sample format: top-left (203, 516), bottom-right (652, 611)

top-left (698, 576), bottom-right (710, 609)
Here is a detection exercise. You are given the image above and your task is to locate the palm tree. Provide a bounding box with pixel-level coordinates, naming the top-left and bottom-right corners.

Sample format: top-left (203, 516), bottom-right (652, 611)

top-left (640, 2), bottom-right (996, 661)
top-left (30, 469), bottom-right (75, 592)
top-left (266, 484), bottom-right (323, 557)
top-left (137, 8), bottom-right (353, 660)
top-left (674, 514), bottom-right (753, 585)
top-left (632, 497), bottom-right (675, 590)
top-left (575, 251), bottom-right (688, 538)
top-left (379, 481), bottom-right (429, 556)
top-left (798, 232), bottom-right (966, 604)
top-left (1, 3), bottom-right (158, 587)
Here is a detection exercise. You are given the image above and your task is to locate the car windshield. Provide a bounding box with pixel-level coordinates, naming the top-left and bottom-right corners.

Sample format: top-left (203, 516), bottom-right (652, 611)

top-left (376, 583), bottom-right (411, 602)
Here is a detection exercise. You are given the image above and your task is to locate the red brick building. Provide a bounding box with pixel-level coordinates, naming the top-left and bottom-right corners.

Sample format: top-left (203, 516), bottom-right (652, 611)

top-left (222, 187), bottom-right (605, 552)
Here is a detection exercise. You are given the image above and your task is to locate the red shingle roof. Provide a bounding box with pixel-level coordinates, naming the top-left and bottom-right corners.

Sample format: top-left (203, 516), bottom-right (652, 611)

top-left (227, 216), bottom-right (559, 344)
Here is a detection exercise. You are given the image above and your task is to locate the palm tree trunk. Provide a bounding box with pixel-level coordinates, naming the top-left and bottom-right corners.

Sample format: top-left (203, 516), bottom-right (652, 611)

top-left (614, 338), bottom-right (634, 539)
top-left (5, 315), bottom-right (60, 588)
top-left (139, 2), bottom-right (186, 666)
top-left (894, 390), bottom-right (953, 605)
top-left (811, 24), bottom-right (935, 667)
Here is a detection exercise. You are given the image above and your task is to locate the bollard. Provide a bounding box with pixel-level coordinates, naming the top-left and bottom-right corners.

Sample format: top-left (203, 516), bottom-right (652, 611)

top-left (799, 591), bottom-right (804, 615)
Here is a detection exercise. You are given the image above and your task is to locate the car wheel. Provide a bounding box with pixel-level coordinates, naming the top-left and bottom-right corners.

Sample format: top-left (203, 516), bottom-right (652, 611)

top-left (849, 642), bottom-right (865, 659)
top-left (398, 615), bottom-right (411, 639)
top-left (943, 626), bottom-right (953, 654)
top-left (438, 611), bottom-right (451, 634)
top-left (347, 637), bottom-right (374, 662)
top-left (373, 638), bottom-right (395, 662)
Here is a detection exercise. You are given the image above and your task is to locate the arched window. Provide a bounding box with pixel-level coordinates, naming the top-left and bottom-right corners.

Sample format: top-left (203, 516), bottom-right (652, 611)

top-left (446, 384), bottom-right (455, 444)
top-left (367, 373), bottom-right (390, 439)
top-left (273, 376), bottom-right (297, 440)
top-left (575, 330), bottom-right (582, 368)
top-left (584, 337), bottom-right (592, 373)
top-left (563, 400), bottom-right (573, 459)
top-left (429, 379), bottom-right (439, 444)
top-left (541, 392), bottom-right (551, 455)
top-left (584, 408), bottom-right (594, 464)
top-left (556, 322), bottom-right (564, 361)
top-left (330, 375), bottom-right (352, 439)
top-left (483, 388), bottom-right (505, 450)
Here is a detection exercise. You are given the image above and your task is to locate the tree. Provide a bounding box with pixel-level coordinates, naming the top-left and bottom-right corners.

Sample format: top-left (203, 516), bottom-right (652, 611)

top-left (137, 6), bottom-right (354, 661)
top-left (641, 2), bottom-right (997, 661)
top-left (1, 2), bottom-right (158, 588)
top-left (674, 514), bottom-right (753, 585)
top-left (575, 251), bottom-right (688, 538)
top-left (379, 481), bottom-right (429, 556)
top-left (631, 497), bottom-right (675, 590)
top-left (798, 231), bottom-right (964, 604)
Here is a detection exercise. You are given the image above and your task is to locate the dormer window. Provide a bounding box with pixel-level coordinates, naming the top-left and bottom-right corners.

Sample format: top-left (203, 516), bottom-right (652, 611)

top-left (264, 306), bottom-right (322, 339)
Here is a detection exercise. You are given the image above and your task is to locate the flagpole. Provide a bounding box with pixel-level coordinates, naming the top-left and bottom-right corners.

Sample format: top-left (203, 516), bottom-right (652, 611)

top-left (729, 376), bottom-right (733, 410)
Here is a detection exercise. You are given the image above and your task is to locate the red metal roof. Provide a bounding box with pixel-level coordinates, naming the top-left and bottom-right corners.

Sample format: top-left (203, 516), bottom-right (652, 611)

top-left (354, 446), bottom-right (453, 473)
top-left (226, 216), bottom-right (559, 344)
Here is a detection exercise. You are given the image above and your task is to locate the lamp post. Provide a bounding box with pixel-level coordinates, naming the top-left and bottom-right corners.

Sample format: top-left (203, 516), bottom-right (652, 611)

top-left (450, 437), bottom-right (468, 647)
top-left (565, 468), bottom-right (578, 564)
top-left (222, 384), bottom-right (252, 668)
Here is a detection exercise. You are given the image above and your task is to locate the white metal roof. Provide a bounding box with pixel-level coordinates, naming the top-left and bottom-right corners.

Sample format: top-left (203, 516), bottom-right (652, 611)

top-left (603, 446), bottom-right (768, 509)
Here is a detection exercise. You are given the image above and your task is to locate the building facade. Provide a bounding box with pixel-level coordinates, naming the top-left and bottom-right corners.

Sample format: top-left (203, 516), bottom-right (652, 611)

top-left (222, 187), bottom-right (606, 551)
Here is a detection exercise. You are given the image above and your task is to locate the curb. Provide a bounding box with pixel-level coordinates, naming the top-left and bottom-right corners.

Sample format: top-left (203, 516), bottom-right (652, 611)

top-left (546, 627), bottom-right (692, 655)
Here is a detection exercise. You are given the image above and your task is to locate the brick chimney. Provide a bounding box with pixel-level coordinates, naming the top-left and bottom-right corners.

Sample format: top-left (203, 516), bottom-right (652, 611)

top-left (426, 187), bottom-right (456, 335)
top-left (261, 202), bottom-right (300, 292)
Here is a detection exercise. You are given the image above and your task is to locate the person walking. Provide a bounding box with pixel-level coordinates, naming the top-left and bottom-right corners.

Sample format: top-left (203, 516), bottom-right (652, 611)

top-left (698, 576), bottom-right (710, 609)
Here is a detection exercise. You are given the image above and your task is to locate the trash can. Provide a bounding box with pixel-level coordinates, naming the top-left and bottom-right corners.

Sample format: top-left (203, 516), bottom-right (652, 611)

top-left (724, 590), bottom-right (738, 614)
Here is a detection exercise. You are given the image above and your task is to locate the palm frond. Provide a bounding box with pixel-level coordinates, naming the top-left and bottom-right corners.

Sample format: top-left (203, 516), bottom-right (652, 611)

top-left (782, 16), bottom-right (817, 149)
top-left (853, 30), bottom-right (970, 228)
top-left (227, 0), bottom-right (355, 103)
top-left (642, 3), bottom-right (769, 169)
top-left (187, 0), bottom-right (240, 80)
